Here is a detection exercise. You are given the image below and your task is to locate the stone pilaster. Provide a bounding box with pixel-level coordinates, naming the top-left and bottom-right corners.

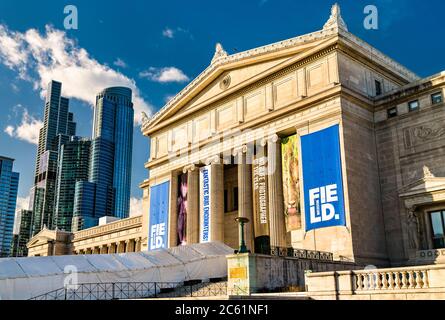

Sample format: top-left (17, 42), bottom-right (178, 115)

top-left (234, 145), bottom-right (254, 251)
top-left (184, 164), bottom-right (199, 244)
top-left (266, 134), bottom-right (287, 248)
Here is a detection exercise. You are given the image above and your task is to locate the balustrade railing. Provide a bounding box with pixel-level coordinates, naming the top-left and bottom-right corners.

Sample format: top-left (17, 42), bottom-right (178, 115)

top-left (268, 246), bottom-right (334, 261)
top-left (354, 267), bottom-right (429, 291)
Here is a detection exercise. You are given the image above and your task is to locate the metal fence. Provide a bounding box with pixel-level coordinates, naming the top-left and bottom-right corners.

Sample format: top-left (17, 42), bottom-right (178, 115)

top-left (268, 247), bottom-right (334, 261)
top-left (29, 281), bottom-right (228, 300)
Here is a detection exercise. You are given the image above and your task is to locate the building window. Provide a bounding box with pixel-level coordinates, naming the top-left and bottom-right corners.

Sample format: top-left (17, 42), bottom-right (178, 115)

top-left (431, 92), bottom-right (443, 105)
top-left (224, 189), bottom-right (228, 213)
top-left (375, 80), bottom-right (382, 96)
top-left (408, 100), bottom-right (419, 112)
top-left (430, 210), bottom-right (445, 249)
top-left (387, 107), bottom-right (397, 118)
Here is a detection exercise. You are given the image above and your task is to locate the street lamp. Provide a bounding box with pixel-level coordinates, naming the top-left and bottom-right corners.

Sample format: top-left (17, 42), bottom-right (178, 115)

top-left (235, 217), bottom-right (250, 254)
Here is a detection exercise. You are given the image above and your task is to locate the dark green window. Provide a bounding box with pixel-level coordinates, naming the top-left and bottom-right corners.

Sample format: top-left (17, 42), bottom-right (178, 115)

top-left (430, 210), bottom-right (445, 249)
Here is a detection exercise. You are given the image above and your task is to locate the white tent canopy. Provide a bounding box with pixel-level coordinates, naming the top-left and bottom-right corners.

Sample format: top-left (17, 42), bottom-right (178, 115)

top-left (0, 242), bottom-right (233, 300)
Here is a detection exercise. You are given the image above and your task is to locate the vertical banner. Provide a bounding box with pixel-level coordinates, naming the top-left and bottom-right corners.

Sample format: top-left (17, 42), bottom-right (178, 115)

top-left (149, 181), bottom-right (170, 250)
top-left (177, 173), bottom-right (188, 245)
top-left (301, 124), bottom-right (346, 232)
top-left (252, 155), bottom-right (270, 237)
top-left (200, 165), bottom-right (212, 243)
top-left (281, 135), bottom-right (302, 231)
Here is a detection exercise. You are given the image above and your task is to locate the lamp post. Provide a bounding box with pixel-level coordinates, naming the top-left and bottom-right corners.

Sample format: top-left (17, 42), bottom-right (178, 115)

top-left (235, 217), bottom-right (249, 254)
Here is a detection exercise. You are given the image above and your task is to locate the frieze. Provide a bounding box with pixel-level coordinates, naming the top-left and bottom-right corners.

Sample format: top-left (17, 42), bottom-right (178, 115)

top-left (404, 120), bottom-right (445, 149)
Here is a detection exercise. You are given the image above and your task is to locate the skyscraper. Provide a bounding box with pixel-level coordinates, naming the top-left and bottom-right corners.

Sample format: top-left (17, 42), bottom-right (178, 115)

top-left (0, 156), bottom-right (19, 257)
top-left (29, 81), bottom-right (76, 236)
top-left (10, 209), bottom-right (32, 257)
top-left (73, 87), bottom-right (133, 231)
top-left (54, 137), bottom-right (91, 231)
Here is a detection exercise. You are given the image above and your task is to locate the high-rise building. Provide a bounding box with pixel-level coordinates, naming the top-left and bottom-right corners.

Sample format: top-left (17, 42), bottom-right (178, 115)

top-left (73, 87), bottom-right (133, 231)
top-left (29, 81), bottom-right (76, 236)
top-left (54, 137), bottom-right (91, 231)
top-left (10, 209), bottom-right (32, 257)
top-left (0, 156), bottom-right (19, 257)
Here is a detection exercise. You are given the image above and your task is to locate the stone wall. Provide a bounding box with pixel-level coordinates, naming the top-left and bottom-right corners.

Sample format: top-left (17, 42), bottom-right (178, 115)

top-left (341, 98), bottom-right (389, 266)
top-left (227, 253), bottom-right (357, 295)
top-left (375, 87), bottom-right (445, 266)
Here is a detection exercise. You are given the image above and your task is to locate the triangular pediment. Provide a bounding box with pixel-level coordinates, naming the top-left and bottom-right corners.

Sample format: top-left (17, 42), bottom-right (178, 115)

top-left (399, 177), bottom-right (445, 198)
top-left (144, 31), bottom-right (339, 131)
top-left (27, 228), bottom-right (57, 247)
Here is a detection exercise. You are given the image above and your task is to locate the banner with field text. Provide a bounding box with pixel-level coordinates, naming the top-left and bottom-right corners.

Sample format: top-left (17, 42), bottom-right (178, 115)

top-left (148, 181), bottom-right (170, 250)
top-left (301, 124), bottom-right (346, 232)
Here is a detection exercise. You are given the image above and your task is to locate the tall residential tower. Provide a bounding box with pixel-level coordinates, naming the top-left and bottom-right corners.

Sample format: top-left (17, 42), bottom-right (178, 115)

top-left (29, 81), bottom-right (76, 236)
top-left (73, 87), bottom-right (133, 231)
top-left (0, 156), bottom-right (19, 257)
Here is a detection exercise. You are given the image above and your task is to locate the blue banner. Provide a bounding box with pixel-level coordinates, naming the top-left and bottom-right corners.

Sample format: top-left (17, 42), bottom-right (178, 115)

top-left (200, 166), bottom-right (211, 243)
top-left (149, 181), bottom-right (170, 250)
top-left (301, 124), bottom-right (346, 231)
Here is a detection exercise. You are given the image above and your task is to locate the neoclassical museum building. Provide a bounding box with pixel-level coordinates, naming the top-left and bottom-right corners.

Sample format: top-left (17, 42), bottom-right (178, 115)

top-left (138, 4), bottom-right (445, 268)
top-left (27, 4), bottom-right (445, 269)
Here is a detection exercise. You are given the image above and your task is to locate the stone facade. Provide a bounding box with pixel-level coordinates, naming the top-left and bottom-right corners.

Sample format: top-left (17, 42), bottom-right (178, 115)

top-left (27, 215), bottom-right (142, 256)
top-left (139, 4), bottom-right (445, 268)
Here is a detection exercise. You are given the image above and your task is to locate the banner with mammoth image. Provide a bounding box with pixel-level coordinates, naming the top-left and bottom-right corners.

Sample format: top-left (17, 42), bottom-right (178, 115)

top-left (177, 173), bottom-right (188, 245)
top-left (281, 135), bottom-right (302, 231)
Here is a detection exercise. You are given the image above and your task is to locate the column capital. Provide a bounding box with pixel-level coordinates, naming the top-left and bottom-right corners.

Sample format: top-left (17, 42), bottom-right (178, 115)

top-left (205, 155), bottom-right (221, 165)
top-left (267, 134), bottom-right (280, 144)
top-left (183, 164), bottom-right (196, 173)
top-left (232, 145), bottom-right (248, 157)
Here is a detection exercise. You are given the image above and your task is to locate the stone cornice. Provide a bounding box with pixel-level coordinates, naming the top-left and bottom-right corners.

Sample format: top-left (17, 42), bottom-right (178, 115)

top-left (145, 85), bottom-right (343, 170)
top-left (73, 215), bottom-right (142, 241)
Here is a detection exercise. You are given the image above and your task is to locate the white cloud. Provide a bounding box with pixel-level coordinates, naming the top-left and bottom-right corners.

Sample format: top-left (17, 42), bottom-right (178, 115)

top-left (4, 126), bottom-right (14, 136)
top-left (129, 197), bottom-right (143, 217)
top-left (0, 24), bottom-right (153, 125)
top-left (113, 58), bottom-right (127, 68)
top-left (140, 67), bottom-right (189, 83)
top-left (162, 28), bottom-right (174, 38)
top-left (4, 108), bottom-right (42, 145)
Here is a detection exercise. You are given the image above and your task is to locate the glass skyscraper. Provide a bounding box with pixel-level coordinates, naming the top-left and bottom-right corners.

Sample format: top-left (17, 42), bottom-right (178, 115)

top-left (73, 87), bottom-right (133, 231)
top-left (0, 156), bottom-right (19, 257)
top-left (10, 209), bottom-right (32, 257)
top-left (29, 81), bottom-right (76, 236)
top-left (54, 137), bottom-right (91, 231)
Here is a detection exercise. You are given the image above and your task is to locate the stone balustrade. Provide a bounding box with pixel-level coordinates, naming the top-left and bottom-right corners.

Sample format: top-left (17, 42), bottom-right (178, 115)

top-left (305, 264), bottom-right (445, 300)
top-left (354, 267), bottom-right (429, 291)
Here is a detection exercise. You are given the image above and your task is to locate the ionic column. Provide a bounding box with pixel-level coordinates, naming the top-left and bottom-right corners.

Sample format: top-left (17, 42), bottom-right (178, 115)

top-left (100, 245), bottom-right (107, 254)
top-left (266, 135), bottom-right (287, 248)
top-left (234, 145), bottom-right (254, 251)
top-left (205, 156), bottom-right (224, 243)
top-left (135, 238), bottom-right (142, 252)
top-left (107, 244), bottom-right (113, 254)
top-left (117, 241), bottom-right (125, 253)
top-left (184, 164), bottom-right (199, 244)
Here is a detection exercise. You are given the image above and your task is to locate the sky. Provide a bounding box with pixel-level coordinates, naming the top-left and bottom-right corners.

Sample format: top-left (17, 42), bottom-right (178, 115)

top-left (0, 0), bottom-right (444, 216)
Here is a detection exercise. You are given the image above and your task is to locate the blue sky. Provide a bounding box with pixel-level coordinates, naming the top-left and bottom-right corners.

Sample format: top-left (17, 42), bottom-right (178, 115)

top-left (0, 0), bottom-right (444, 215)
